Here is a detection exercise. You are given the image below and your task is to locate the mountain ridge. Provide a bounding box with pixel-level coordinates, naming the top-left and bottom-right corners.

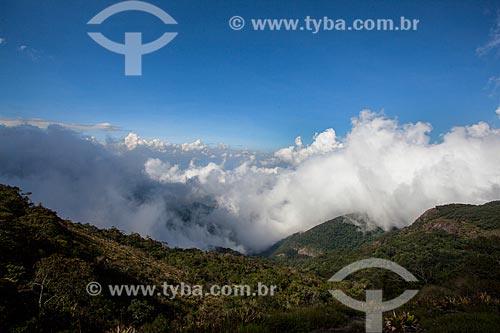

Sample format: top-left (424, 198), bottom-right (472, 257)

top-left (261, 213), bottom-right (385, 258)
top-left (1, 184), bottom-right (499, 332)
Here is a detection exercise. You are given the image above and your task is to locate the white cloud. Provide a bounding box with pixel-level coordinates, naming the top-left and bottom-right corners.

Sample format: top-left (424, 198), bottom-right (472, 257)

top-left (2, 111), bottom-right (500, 253)
top-left (17, 45), bottom-right (42, 61)
top-left (477, 11), bottom-right (500, 56)
top-left (274, 128), bottom-right (342, 164)
top-left (0, 38), bottom-right (5, 45)
top-left (145, 158), bottom-right (224, 184)
top-left (486, 76), bottom-right (500, 97)
top-left (0, 117), bottom-right (120, 132)
top-left (496, 105), bottom-right (500, 118)
top-left (124, 132), bottom-right (207, 153)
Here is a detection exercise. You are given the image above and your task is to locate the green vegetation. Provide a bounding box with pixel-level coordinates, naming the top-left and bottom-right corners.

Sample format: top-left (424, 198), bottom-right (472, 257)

top-left (262, 214), bottom-right (384, 258)
top-left (384, 311), bottom-right (420, 332)
top-left (1, 184), bottom-right (499, 332)
top-left (0, 185), bottom-right (347, 332)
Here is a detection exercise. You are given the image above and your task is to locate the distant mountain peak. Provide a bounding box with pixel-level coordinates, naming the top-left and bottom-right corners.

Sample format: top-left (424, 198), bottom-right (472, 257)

top-left (262, 213), bottom-right (385, 258)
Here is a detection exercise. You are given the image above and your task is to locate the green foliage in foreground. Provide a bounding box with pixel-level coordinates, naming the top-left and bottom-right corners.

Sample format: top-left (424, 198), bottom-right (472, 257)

top-left (423, 312), bottom-right (500, 333)
top-left (0, 185), bottom-right (347, 332)
top-left (1, 184), bottom-right (499, 332)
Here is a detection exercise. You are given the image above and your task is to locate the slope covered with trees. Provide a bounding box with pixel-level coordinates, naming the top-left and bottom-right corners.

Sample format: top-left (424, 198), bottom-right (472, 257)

top-left (0, 185), bottom-right (352, 332)
top-left (1, 184), bottom-right (499, 332)
top-left (262, 214), bottom-right (385, 258)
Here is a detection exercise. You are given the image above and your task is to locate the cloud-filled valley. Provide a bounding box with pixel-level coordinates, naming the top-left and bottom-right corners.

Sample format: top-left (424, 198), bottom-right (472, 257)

top-left (1, 110), bottom-right (500, 253)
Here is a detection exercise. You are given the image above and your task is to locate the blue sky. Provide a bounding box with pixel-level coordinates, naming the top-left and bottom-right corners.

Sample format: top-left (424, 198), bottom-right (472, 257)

top-left (1, 0), bottom-right (500, 150)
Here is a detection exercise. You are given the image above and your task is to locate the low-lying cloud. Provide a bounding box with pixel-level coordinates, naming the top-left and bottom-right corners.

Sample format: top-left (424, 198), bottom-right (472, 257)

top-left (0, 117), bottom-right (121, 132)
top-left (1, 111), bottom-right (500, 253)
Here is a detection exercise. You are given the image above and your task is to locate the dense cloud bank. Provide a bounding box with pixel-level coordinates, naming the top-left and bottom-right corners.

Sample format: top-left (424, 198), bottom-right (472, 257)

top-left (2, 111), bottom-right (500, 253)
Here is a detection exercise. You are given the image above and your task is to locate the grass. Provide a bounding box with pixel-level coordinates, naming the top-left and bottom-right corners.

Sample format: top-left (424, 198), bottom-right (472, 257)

top-left (423, 312), bottom-right (500, 333)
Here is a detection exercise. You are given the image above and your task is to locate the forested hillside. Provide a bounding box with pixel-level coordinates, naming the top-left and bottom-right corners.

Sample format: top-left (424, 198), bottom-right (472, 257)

top-left (1, 184), bottom-right (499, 332)
top-left (263, 214), bottom-right (384, 258)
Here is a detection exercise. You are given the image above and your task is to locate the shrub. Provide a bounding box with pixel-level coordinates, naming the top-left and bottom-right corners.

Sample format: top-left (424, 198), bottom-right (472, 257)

top-left (384, 311), bottom-right (419, 332)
